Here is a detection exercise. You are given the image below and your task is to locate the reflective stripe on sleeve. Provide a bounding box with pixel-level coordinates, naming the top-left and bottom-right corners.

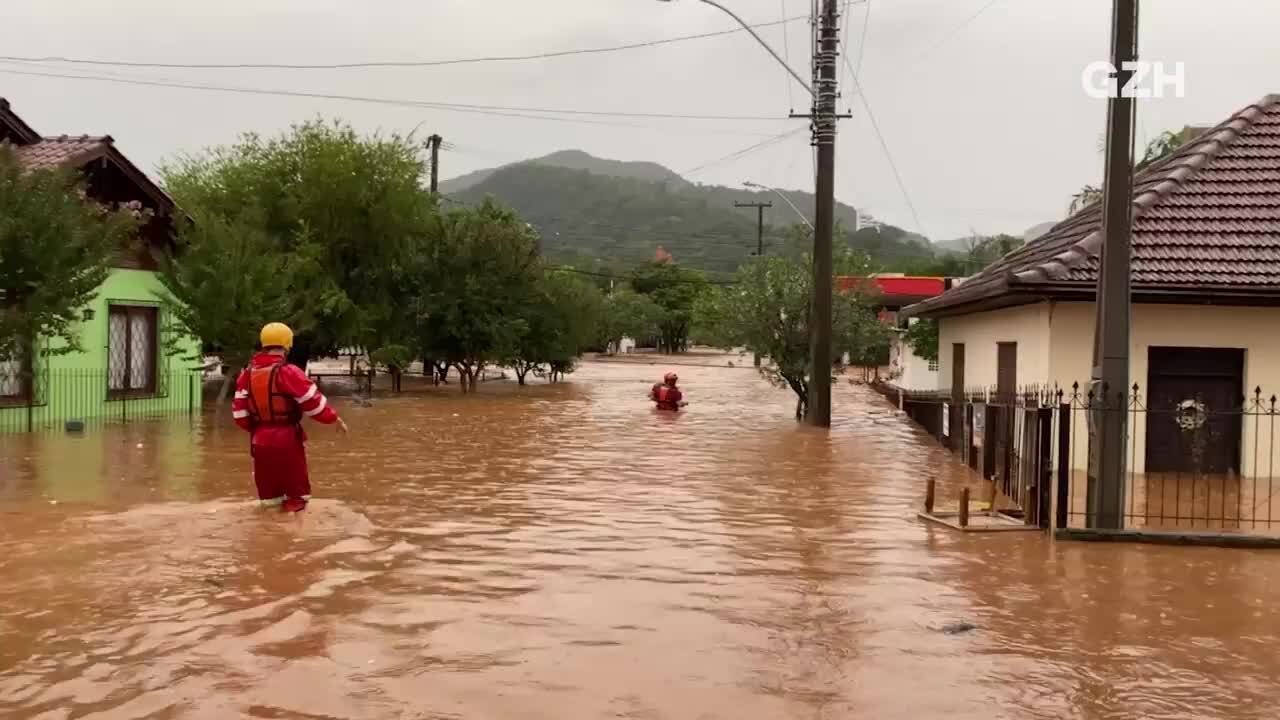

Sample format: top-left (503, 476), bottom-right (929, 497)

top-left (303, 396), bottom-right (327, 417)
top-left (297, 384), bottom-right (318, 403)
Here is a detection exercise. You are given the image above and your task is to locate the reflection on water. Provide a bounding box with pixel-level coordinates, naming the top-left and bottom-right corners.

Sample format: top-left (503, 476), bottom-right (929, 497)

top-left (2, 356), bottom-right (1280, 719)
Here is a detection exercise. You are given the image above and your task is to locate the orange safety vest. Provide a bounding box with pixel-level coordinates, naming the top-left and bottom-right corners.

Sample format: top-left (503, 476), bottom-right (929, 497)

top-left (246, 362), bottom-right (302, 427)
top-left (652, 384), bottom-right (681, 411)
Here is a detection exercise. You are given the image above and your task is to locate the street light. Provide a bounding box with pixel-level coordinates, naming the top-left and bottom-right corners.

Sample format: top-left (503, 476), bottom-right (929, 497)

top-left (744, 181), bottom-right (813, 231)
top-left (655, 0), bottom-right (813, 97)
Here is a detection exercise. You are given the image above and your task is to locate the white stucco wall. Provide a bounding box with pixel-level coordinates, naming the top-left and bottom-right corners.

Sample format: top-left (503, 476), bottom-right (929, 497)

top-left (936, 303), bottom-right (1053, 392)
top-left (886, 320), bottom-right (939, 391)
top-left (942, 300), bottom-right (1280, 480)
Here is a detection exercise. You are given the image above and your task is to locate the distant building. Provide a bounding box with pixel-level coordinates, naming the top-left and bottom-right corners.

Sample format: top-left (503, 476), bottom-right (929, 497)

top-left (835, 274), bottom-right (956, 388)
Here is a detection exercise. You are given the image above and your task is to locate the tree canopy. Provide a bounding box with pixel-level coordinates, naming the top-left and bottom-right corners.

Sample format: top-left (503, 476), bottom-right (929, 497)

top-left (161, 119), bottom-right (437, 363)
top-left (693, 246), bottom-right (890, 420)
top-left (0, 147), bottom-right (141, 364)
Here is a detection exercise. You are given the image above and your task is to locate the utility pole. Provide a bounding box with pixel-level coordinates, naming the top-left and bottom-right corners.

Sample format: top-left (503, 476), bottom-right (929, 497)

top-left (734, 200), bottom-right (772, 256)
top-left (736, 199), bottom-right (772, 368)
top-left (793, 0), bottom-right (844, 427)
top-left (427, 134), bottom-right (443, 194)
top-left (1088, 0), bottom-right (1139, 529)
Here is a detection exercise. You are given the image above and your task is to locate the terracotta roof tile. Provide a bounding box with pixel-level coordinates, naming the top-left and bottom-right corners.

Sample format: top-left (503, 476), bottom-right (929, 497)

top-left (11, 135), bottom-right (112, 170)
top-left (907, 94), bottom-right (1280, 316)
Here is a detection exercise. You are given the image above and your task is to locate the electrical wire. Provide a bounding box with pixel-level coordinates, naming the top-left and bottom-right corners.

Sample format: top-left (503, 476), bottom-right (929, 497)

top-left (899, 0), bottom-right (1001, 70)
top-left (838, 48), bottom-right (926, 237)
top-left (682, 127), bottom-right (807, 177)
top-left (0, 66), bottom-right (784, 124)
top-left (551, 266), bottom-right (738, 286)
top-left (0, 15), bottom-right (809, 71)
top-left (780, 0), bottom-right (795, 111)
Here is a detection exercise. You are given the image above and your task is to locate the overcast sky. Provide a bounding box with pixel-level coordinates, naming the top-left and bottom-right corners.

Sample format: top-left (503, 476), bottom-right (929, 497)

top-left (3, 0), bottom-right (1277, 241)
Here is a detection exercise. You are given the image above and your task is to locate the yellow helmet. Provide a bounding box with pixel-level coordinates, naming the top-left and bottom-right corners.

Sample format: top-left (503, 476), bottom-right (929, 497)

top-left (259, 322), bottom-right (294, 350)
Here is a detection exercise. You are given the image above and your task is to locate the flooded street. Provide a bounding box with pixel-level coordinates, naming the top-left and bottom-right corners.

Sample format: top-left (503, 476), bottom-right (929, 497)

top-left (3, 356), bottom-right (1280, 719)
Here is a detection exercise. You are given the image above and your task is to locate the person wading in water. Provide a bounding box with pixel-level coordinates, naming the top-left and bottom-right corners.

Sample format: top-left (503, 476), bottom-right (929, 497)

top-left (649, 372), bottom-right (688, 411)
top-left (232, 322), bottom-right (348, 512)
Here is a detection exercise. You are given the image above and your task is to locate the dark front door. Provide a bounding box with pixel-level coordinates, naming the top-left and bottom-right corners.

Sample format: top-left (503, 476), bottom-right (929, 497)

top-left (997, 342), bottom-right (1017, 400)
top-left (1145, 347), bottom-right (1244, 474)
top-left (993, 342), bottom-right (1018, 487)
top-left (951, 343), bottom-right (966, 451)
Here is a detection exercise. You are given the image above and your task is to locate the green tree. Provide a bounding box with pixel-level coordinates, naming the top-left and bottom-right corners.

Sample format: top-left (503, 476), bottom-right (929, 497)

top-left (598, 288), bottom-right (665, 353)
top-left (161, 119), bottom-right (436, 365)
top-left (414, 199), bottom-right (542, 392)
top-left (157, 209), bottom-right (298, 400)
top-left (0, 147), bottom-right (140, 370)
top-left (505, 269), bottom-right (603, 385)
top-left (629, 261), bottom-right (708, 353)
top-left (1070, 128), bottom-right (1196, 214)
top-left (902, 317), bottom-right (939, 364)
top-left (697, 252), bottom-right (888, 420)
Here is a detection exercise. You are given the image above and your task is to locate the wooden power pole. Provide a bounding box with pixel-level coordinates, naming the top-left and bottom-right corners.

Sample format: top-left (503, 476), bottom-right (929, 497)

top-left (734, 200), bottom-right (773, 256)
top-left (427, 134), bottom-right (443, 194)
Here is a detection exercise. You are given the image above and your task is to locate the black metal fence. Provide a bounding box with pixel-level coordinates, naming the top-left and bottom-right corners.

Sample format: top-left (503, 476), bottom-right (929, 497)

top-left (0, 368), bottom-right (203, 433)
top-left (891, 382), bottom-right (1280, 538)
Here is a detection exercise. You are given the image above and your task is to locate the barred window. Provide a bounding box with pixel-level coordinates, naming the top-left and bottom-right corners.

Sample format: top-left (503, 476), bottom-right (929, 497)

top-left (928, 360), bottom-right (939, 372)
top-left (108, 305), bottom-right (158, 397)
top-left (0, 356), bottom-right (22, 398)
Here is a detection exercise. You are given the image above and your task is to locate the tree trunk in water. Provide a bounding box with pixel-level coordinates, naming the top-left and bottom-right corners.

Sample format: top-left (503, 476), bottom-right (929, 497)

top-left (216, 373), bottom-right (233, 405)
top-left (516, 366), bottom-right (528, 385)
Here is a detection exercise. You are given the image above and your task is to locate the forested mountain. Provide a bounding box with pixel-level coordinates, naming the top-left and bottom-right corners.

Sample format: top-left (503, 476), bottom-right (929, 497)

top-left (446, 150), bottom-right (933, 275)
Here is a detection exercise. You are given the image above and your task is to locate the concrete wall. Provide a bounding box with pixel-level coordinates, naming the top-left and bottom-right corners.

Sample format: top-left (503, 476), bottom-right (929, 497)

top-left (936, 302), bottom-right (1053, 392)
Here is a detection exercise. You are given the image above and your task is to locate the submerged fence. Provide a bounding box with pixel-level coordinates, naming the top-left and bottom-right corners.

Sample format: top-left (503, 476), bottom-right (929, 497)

top-left (0, 368), bottom-right (203, 433)
top-left (891, 382), bottom-right (1280, 538)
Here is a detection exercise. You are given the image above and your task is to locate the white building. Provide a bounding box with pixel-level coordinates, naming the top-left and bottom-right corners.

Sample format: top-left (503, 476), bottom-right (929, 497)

top-left (902, 94), bottom-right (1280, 483)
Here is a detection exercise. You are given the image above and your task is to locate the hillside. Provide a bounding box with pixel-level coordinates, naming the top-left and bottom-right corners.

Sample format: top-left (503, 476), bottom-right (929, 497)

top-left (442, 149), bottom-right (863, 228)
top-left (446, 150), bottom-right (930, 275)
top-left (441, 149), bottom-right (689, 194)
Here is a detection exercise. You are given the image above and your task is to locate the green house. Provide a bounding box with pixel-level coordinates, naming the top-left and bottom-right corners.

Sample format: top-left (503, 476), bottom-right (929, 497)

top-left (0, 98), bottom-right (202, 432)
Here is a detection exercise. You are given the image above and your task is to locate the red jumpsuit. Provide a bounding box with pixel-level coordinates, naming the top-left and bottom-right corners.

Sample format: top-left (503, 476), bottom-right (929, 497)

top-left (231, 352), bottom-right (340, 509)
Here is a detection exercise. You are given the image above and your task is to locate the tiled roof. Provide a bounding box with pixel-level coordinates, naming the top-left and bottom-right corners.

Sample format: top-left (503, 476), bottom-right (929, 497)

top-left (906, 94), bottom-right (1280, 317)
top-left (12, 135), bottom-right (113, 170)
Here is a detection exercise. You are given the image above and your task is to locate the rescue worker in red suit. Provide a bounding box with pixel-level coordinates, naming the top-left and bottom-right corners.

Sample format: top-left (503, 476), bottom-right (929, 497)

top-left (231, 322), bottom-right (348, 512)
top-left (650, 372), bottom-right (688, 411)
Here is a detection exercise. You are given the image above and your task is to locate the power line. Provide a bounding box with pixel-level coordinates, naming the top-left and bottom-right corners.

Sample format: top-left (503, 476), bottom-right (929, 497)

top-left (838, 46), bottom-right (925, 237)
top-left (682, 127), bottom-right (806, 176)
top-left (900, 0), bottom-right (1001, 69)
top-left (852, 0), bottom-right (872, 104)
top-left (439, 197), bottom-right (794, 245)
top-left (780, 0), bottom-right (795, 111)
top-left (0, 66), bottom-right (785, 124)
top-left (551, 266), bottom-right (738, 286)
top-left (0, 15), bottom-right (810, 71)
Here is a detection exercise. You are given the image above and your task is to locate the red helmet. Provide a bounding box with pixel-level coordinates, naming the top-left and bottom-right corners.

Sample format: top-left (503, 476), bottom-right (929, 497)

top-left (664, 372), bottom-right (678, 384)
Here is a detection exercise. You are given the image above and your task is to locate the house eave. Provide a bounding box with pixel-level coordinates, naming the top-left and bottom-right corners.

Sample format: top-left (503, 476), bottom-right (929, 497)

top-left (1018, 282), bottom-right (1280, 308)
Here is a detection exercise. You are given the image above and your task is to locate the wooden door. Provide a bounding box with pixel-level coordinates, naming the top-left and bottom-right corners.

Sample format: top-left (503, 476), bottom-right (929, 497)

top-left (951, 343), bottom-right (966, 451)
top-left (1145, 347), bottom-right (1244, 474)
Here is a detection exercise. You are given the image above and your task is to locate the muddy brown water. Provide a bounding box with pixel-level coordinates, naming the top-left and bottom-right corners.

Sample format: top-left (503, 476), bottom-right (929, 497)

top-left (2, 356), bottom-right (1280, 719)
